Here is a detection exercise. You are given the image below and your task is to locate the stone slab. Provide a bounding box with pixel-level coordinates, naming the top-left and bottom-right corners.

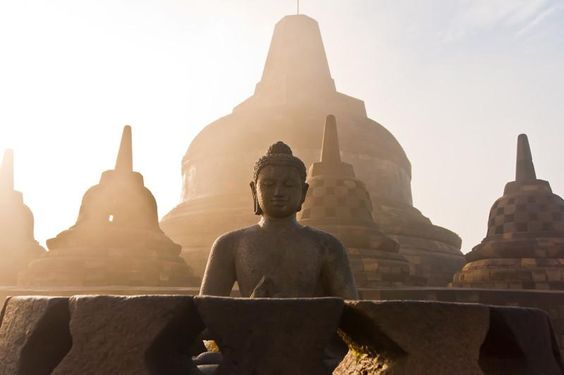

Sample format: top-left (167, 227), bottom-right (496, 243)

top-left (334, 300), bottom-right (489, 374)
top-left (480, 306), bottom-right (563, 374)
top-left (0, 296), bottom-right (71, 375)
top-left (52, 295), bottom-right (203, 375)
top-left (194, 296), bottom-right (343, 375)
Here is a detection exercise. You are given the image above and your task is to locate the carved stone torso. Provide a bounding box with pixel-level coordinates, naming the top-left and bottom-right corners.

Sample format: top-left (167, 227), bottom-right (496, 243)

top-left (233, 225), bottom-right (327, 297)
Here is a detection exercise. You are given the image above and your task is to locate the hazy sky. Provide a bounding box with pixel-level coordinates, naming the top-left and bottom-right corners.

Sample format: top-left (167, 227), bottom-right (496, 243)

top-left (0, 0), bottom-right (563, 252)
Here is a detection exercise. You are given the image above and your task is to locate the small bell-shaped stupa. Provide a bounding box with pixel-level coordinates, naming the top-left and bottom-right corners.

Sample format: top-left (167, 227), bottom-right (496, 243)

top-left (20, 126), bottom-right (195, 286)
top-left (452, 134), bottom-right (564, 289)
top-left (298, 115), bottom-right (411, 287)
top-left (161, 14), bottom-right (464, 286)
top-left (0, 150), bottom-right (45, 284)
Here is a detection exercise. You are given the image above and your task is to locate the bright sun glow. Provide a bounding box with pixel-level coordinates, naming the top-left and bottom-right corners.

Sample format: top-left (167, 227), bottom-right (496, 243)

top-left (0, 0), bottom-right (563, 251)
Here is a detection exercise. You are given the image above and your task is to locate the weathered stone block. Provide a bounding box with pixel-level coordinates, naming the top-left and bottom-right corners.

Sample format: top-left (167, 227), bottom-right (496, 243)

top-left (334, 300), bottom-right (489, 375)
top-left (195, 296), bottom-right (343, 375)
top-left (0, 296), bottom-right (71, 375)
top-left (52, 295), bottom-right (203, 375)
top-left (480, 306), bottom-right (563, 374)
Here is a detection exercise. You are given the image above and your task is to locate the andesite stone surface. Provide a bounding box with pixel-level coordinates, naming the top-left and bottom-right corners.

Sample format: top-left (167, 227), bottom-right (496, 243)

top-left (299, 115), bottom-right (411, 287)
top-left (479, 306), bottom-right (563, 374)
top-left (0, 296), bottom-right (71, 375)
top-left (161, 14), bottom-right (464, 286)
top-left (0, 150), bottom-right (45, 285)
top-left (452, 134), bottom-right (564, 290)
top-left (0, 296), bottom-right (561, 374)
top-left (335, 300), bottom-right (489, 375)
top-left (199, 141), bottom-right (358, 300)
top-left (19, 126), bottom-right (195, 287)
top-left (52, 295), bottom-right (203, 375)
top-left (194, 296), bottom-right (344, 375)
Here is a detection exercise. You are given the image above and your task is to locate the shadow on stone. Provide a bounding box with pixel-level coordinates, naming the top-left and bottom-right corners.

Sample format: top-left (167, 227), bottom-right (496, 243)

top-left (479, 306), bottom-right (563, 375)
top-left (335, 302), bottom-right (407, 374)
top-left (335, 300), bottom-right (489, 374)
top-left (0, 296), bottom-right (71, 375)
top-left (145, 299), bottom-right (205, 374)
top-left (52, 295), bottom-right (203, 375)
top-left (194, 296), bottom-right (343, 375)
top-left (338, 302), bottom-right (406, 357)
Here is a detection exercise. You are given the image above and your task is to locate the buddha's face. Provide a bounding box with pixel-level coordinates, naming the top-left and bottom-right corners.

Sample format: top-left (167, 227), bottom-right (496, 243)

top-left (251, 164), bottom-right (308, 219)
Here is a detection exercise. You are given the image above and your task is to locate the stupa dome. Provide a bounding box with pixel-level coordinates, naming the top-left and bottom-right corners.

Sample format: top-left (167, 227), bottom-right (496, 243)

top-left (298, 115), bottom-right (411, 287)
top-left (20, 126), bottom-right (195, 286)
top-left (0, 150), bottom-right (45, 284)
top-left (452, 134), bottom-right (564, 289)
top-left (162, 14), bottom-right (463, 285)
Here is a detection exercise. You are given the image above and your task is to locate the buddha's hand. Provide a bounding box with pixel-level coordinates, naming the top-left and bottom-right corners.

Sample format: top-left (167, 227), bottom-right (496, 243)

top-left (250, 276), bottom-right (280, 298)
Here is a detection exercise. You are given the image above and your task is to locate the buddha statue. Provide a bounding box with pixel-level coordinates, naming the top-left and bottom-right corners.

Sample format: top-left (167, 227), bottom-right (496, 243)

top-left (199, 141), bottom-right (359, 299)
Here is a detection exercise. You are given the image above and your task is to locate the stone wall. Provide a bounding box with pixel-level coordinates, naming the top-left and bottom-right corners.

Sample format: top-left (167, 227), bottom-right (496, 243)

top-left (0, 295), bottom-right (562, 374)
top-left (361, 287), bottom-right (564, 361)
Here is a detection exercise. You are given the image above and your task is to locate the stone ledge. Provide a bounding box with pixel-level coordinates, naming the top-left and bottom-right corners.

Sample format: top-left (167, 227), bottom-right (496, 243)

top-left (0, 296), bottom-right (561, 374)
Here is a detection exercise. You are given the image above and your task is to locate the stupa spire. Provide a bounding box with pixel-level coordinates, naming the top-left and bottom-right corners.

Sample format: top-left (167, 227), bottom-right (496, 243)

top-left (257, 14), bottom-right (335, 95)
top-left (321, 115), bottom-right (342, 164)
top-left (0, 149), bottom-right (14, 192)
top-left (309, 115), bottom-right (354, 178)
top-left (515, 134), bottom-right (536, 182)
top-left (115, 125), bottom-right (133, 173)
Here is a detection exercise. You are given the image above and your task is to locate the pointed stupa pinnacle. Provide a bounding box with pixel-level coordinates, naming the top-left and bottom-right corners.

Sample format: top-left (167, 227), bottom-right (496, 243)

top-left (257, 14), bottom-right (335, 95)
top-left (321, 115), bottom-right (342, 164)
top-left (309, 115), bottom-right (354, 178)
top-left (115, 125), bottom-right (133, 173)
top-left (515, 134), bottom-right (536, 182)
top-left (0, 149), bottom-right (14, 192)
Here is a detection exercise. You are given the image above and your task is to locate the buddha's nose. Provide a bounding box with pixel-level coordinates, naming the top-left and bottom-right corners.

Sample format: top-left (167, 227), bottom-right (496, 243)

top-left (273, 184), bottom-right (285, 197)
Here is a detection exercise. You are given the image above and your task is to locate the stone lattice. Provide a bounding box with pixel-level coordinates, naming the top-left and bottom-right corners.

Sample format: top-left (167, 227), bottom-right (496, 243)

top-left (161, 14), bottom-right (464, 286)
top-left (452, 134), bottom-right (564, 290)
top-left (299, 115), bottom-right (410, 287)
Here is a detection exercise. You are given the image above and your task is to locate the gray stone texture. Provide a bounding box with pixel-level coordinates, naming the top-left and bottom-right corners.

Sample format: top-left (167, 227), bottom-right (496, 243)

top-left (194, 296), bottom-right (344, 375)
top-left (199, 142), bottom-right (358, 300)
top-left (52, 295), bottom-right (203, 375)
top-left (360, 287), bottom-right (564, 365)
top-left (453, 134), bottom-right (564, 290)
top-left (0, 294), bottom-right (561, 374)
top-left (161, 14), bottom-right (464, 286)
top-left (0, 296), bottom-right (71, 375)
top-left (335, 300), bottom-right (489, 375)
top-left (480, 306), bottom-right (563, 374)
top-left (19, 126), bottom-right (195, 287)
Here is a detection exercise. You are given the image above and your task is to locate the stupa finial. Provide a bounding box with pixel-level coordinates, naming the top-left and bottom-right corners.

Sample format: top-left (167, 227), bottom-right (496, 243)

top-left (115, 125), bottom-right (133, 173)
top-left (516, 134), bottom-right (536, 182)
top-left (321, 115), bottom-right (341, 164)
top-left (0, 149), bottom-right (14, 192)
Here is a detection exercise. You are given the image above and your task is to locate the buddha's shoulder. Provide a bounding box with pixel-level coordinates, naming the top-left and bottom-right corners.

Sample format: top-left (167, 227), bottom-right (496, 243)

top-left (300, 226), bottom-right (344, 249)
top-left (211, 225), bottom-right (261, 245)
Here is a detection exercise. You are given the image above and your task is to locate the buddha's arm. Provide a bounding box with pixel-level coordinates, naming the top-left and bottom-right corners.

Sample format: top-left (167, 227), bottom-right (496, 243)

top-left (322, 237), bottom-right (359, 300)
top-left (199, 234), bottom-right (236, 296)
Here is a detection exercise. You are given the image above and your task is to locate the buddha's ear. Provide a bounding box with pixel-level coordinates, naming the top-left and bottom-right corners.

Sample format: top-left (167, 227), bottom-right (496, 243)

top-left (250, 181), bottom-right (262, 215)
top-left (297, 182), bottom-right (309, 212)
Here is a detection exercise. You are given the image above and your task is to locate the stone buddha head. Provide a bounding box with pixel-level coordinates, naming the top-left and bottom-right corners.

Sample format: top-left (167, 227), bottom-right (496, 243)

top-left (250, 142), bottom-right (309, 219)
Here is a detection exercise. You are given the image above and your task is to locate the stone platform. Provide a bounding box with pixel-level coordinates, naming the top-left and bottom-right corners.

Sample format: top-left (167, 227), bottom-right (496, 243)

top-left (0, 295), bottom-right (561, 374)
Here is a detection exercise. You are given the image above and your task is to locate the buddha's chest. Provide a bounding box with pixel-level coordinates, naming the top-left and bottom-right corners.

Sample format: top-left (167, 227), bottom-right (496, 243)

top-left (234, 235), bottom-right (324, 297)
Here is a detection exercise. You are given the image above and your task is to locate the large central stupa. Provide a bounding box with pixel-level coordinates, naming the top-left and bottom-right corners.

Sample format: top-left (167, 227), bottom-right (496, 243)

top-left (161, 14), bottom-right (464, 285)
